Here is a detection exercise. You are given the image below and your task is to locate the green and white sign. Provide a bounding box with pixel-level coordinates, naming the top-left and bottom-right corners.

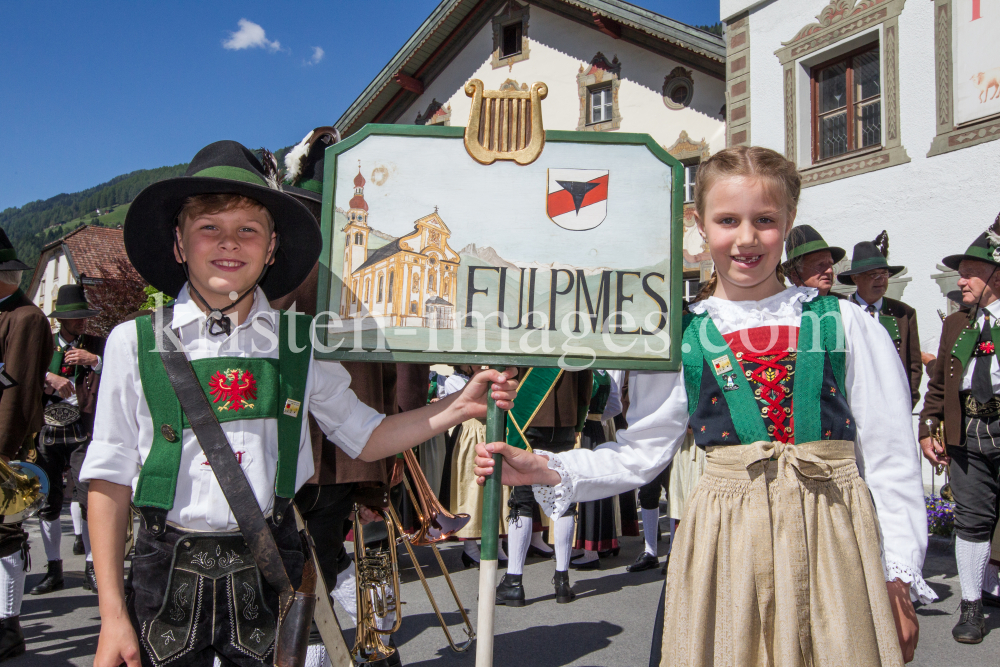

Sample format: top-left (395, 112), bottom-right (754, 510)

top-left (314, 124), bottom-right (683, 371)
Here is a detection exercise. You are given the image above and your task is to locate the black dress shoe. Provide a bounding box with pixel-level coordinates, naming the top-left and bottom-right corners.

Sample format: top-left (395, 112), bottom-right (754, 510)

top-left (85, 561), bottom-right (98, 594)
top-left (953, 599), bottom-right (986, 644)
top-left (982, 589), bottom-right (1000, 608)
top-left (627, 552), bottom-right (659, 573)
top-left (30, 560), bottom-right (64, 595)
top-left (553, 570), bottom-right (575, 603)
top-left (597, 546), bottom-right (620, 558)
top-left (72, 534), bottom-right (85, 556)
top-left (495, 573), bottom-right (525, 607)
top-left (461, 552), bottom-right (479, 569)
top-left (527, 545), bottom-right (554, 559)
top-left (571, 557), bottom-right (601, 571)
top-left (0, 617), bottom-right (25, 661)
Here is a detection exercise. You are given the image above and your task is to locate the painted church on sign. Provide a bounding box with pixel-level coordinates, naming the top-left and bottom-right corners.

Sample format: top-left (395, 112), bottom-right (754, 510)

top-left (340, 167), bottom-right (461, 328)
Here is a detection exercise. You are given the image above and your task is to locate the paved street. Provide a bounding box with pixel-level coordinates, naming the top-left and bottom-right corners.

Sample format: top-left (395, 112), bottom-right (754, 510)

top-left (7, 508), bottom-right (1000, 666)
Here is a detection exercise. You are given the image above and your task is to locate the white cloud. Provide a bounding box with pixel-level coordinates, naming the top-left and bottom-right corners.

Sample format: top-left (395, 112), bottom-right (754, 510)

top-left (305, 46), bottom-right (324, 66)
top-left (222, 19), bottom-right (281, 52)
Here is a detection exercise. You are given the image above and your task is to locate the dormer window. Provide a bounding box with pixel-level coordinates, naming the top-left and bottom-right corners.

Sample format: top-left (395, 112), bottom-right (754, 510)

top-left (501, 22), bottom-right (522, 58)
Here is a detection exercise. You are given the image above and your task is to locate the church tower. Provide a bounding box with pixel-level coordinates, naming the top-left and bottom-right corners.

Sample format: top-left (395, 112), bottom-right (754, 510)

top-left (342, 165), bottom-right (370, 316)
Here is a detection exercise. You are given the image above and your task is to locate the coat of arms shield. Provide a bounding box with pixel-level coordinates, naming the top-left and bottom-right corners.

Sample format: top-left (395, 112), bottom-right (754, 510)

top-left (546, 168), bottom-right (609, 231)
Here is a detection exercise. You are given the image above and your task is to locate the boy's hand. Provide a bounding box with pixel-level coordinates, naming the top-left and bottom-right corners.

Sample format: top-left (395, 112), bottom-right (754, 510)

top-left (94, 608), bottom-right (141, 667)
top-left (473, 442), bottom-right (561, 487)
top-left (451, 367), bottom-right (518, 420)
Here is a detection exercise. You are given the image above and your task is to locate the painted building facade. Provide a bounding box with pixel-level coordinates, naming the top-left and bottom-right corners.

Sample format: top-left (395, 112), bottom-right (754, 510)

top-left (333, 0), bottom-right (728, 300)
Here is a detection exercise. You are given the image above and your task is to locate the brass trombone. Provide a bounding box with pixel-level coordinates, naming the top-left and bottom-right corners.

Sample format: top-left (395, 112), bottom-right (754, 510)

top-left (351, 448), bottom-right (475, 663)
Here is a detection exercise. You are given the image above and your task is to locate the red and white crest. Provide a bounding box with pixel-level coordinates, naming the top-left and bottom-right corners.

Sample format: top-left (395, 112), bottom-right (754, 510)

top-left (209, 369), bottom-right (258, 412)
top-left (546, 169), bottom-right (609, 231)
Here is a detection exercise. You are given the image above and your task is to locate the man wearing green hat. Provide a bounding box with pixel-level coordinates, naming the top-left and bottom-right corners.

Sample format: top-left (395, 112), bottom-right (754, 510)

top-left (0, 228), bottom-right (54, 661)
top-left (31, 284), bottom-right (105, 597)
top-left (920, 215), bottom-right (1000, 644)
top-left (782, 225), bottom-right (845, 297)
top-left (838, 231), bottom-right (922, 407)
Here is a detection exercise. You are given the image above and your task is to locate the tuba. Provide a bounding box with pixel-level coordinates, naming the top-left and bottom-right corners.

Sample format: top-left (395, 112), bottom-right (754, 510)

top-left (352, 502), bottom-right (403, 664)
top-left (352, 448), bottom-right (476, 663)
top-left (0, 460), bottom-right (48, 524)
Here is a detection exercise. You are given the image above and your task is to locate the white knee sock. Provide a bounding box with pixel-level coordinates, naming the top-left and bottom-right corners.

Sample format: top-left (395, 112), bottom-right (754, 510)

top-left (463, 540), bottom-right (481, 562)
top-left (576, 549), bottom-right (599, 564)
top-left (529, 531), bottom-right (552, 553)
top-left (82, 520), bottom-right (93, 562)
top-left (0, 552), bottom-right (25, 619)
top-left (667, 518), bottom-right (676, 554)
top-left (70, 502), bottom-right (83, 535)
top-left (304, 643), bottom-right (332, 667)
top-left (553, 515), bottom-right (575, 572)
top-left (983, 562), bottom-right (1000, 597)
top-left (505, 518), bottom-right (532, 576)
top-left (956, 536), bottom-right (991, 601)
top-left (331, 561), bottom-right (358, 624)
top-left (496, 541), bottom-right (507, 561)
top-left (40, 518), bottom-right (62, 562)
top-left (642, 508), bottom-right (659, 556)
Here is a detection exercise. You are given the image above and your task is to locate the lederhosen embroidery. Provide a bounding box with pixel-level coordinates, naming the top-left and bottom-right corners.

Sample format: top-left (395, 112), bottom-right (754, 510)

top-left (145, 533), bottom-right (275, 663)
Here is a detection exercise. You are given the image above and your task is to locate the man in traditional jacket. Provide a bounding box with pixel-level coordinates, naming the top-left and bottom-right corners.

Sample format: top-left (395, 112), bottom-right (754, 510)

top-left (495, 369), bottom-right (591, 606)
top-left (921, 216), bottom-right (1000, 644)
top-left (838, 231), bottom-right (922, 407)
top-left (782, 225), bottom-right (846, 297)
top-left (31, 284), bottom-right (105, 596)
top-left (0, 229), bottom-right (54, 660)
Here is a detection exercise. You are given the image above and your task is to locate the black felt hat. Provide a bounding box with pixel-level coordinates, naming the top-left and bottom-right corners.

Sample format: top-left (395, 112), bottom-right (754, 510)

top-left (47, 284), bottom-right (99, 319)
top-left (0, 228), bottom-right (31, 271)
top-left (784, 225), bottom-right (846, 265)
top-left (836, 231), bottom-right (904, 285)
top-left (123, 140), bottom-right (322, 299)
top-left (942, 214), bottom-right (1000, 270)
top-left (282, 127), bottom-right (340, 204)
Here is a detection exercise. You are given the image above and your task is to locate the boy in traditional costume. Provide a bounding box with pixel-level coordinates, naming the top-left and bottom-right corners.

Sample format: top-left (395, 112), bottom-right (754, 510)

top-left (82, 141), bottom-right (517, 667)
top-left (475, 146), bottom-right (931, 666)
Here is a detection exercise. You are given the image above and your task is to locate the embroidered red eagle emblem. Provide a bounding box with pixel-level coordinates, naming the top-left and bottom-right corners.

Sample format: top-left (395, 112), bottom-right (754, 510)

top-left (208, 369), bottom-right (257, 412)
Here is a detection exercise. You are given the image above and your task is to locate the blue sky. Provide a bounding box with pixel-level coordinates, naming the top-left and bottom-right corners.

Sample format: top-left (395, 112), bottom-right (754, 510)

top-left (0, 1), bottom-right (720, 212)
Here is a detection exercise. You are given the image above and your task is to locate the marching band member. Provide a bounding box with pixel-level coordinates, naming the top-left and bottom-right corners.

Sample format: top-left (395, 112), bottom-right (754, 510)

top-left (838, 233), bottom-right (923, 407)
top-left (920, 216), bottom-right (1000, 644)
top-left (782, 225), bottom-right (845, 298)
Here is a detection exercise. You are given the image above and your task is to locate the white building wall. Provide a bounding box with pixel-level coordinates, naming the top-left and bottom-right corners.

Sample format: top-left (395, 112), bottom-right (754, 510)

top-left (735, 0), bottom-right (1000, 357)
top-left (397, 4), bottom-right (727, 154)
top-left (730, 0), bottom-right (1000, 489)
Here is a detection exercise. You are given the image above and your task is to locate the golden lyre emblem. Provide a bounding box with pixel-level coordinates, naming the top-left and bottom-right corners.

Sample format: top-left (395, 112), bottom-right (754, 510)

top-left (463, 78), bottom-right (547, 165)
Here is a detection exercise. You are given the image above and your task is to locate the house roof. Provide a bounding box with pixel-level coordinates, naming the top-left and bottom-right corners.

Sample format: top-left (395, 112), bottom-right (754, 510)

top-left (334, 0), bottom-right (726, 136)
top-left (354, 238), bottom-right (403, 274)
top-left (33, 225), bottom-right (129, 285)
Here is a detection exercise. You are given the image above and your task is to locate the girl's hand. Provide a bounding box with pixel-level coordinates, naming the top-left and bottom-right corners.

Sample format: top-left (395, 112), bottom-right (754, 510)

top-left (473, 442), bottom-right (561, 487)
top-left (451, 367), bottom-right (518, 419)
top-left (94, 608), bottom-right (141, 667)
top-left (886, 579), bottom-right (918, 663)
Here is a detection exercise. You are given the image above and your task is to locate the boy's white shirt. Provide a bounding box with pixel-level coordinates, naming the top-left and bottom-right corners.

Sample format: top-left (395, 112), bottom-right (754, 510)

top-left (80, 285), bottom-right (385, 532)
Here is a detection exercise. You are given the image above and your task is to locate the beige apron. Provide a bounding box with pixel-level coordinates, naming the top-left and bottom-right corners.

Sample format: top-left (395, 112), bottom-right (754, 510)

top-left (662, 440), bottom-right (903, 667)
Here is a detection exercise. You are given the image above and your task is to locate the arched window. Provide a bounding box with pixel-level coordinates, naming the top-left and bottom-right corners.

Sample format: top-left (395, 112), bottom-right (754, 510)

top-left (377, 275), bottom-right (384, 303)
top-left (352, 280), bottom-right (358, 303)
top-left (387, 272), bottom-right (394, 303)
top-left (365, 278), bottom-right (370, 302)
top-left (428, 272), bottom-right (436, 291)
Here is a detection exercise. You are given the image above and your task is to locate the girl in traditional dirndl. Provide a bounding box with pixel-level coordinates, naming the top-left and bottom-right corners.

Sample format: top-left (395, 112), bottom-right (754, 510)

top-left (475, 146), bottom-right (933, 666)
